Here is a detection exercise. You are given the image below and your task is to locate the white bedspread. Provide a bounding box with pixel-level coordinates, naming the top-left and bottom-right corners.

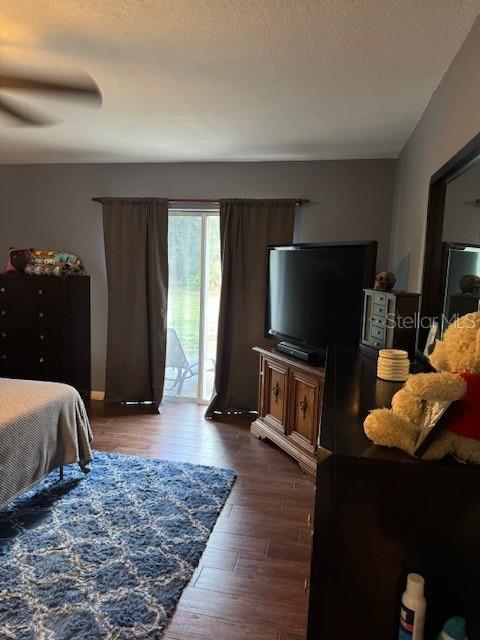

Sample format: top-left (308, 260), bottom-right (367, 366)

top-left (0, 377), bottom-right (93, 509)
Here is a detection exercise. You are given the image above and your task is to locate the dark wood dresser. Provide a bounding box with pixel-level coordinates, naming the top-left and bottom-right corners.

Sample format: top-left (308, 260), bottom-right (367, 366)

top-left (0, 274), bottom-right (91, 398)
top-left (251, 346), bottom-right (325, 478)
top-left (308, 347), bottom-right (480, 640)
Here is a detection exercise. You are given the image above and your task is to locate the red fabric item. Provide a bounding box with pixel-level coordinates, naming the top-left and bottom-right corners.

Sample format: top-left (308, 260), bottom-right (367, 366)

top-left (448, 373), bottom-right (480, 441)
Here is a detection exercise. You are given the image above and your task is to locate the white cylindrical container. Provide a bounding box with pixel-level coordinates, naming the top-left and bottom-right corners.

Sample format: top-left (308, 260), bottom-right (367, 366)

top-left (377, 349), bottom-right (410, 382)
top-left (398, 573), bottom-right (427, 640)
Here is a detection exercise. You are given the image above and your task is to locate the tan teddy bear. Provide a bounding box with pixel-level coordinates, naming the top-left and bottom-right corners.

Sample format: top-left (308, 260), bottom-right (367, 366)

top-left (364, 312), bottom-right (480, 462)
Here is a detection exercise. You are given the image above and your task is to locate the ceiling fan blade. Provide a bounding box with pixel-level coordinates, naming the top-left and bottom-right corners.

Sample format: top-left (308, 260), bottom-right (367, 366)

top-left (0, 95), bottom-right (53, 126)
top-left (0, 73), bottom-right (102, 103)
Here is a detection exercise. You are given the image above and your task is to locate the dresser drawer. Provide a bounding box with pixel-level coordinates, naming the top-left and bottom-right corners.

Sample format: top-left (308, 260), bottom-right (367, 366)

top-left (0, 276), bottom-right (63, 306)
top-left (0, 323), bottom-right (20, 341)
top-left (373, 303), bottom-right (387, 318)
top-left (372, 314), bottom-right (387, 329)
top-left (25, 277), bottom-right (64, 305)
top-left (32, 328), bottom-right (63, 354)
top-left (368, 337), bottom-right (385, 349)
top-left (0, 350), bottom-right (62, 381)
top-left (1, 325), bottom-right (62, 349)
top-left (0, 281), bottom-right (27, 309)
top-left (29, 354), bottom-right (63, 381)
top-left (370, 325), bottom-right (386, 342)
top-left (373, 291), bottom-right (389, 305)
top-left (30, 308), bottom-right (63, 327)
top-left (0, 307), bottom-right (14, 322)
top-left (0, 350), bottom-right (23, 377)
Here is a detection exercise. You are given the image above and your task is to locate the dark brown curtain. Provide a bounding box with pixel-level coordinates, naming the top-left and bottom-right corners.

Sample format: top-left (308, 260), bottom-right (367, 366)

top-left (205, 199), bottom-right (296, 418)
top-left (101, 198), bottom-right (168, 410)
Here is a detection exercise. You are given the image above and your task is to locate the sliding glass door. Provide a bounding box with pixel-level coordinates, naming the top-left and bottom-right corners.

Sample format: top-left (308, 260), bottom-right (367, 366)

top-left (164, 206), bottom-right (220, 403)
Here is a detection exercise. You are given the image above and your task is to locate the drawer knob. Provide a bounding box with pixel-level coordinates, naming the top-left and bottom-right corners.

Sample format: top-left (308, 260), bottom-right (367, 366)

top-left (38, 312), bottom-right (44, 318)
top-left (1, 354), bottom-right (6, 360)
top-left (272, 381), bottom-right (280, 402)
top-left (39, 357), bottom-right (45, 363)
top-left (38, 289), bottom-right (44, 295)
top-left (1, 332), bottom-right (6, 338)
top-left (299, 396), bottom-right (308, 417)
top-left (0, 287), bottom-right (5, 293)
top-left (0, 310), bottom-right (5, 316)
top-left (39, 334), bottom-right (45, 340)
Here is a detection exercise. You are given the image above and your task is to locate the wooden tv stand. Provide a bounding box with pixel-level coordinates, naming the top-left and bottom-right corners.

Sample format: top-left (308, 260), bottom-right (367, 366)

top-left (251, 346), bottom-right (325, 478)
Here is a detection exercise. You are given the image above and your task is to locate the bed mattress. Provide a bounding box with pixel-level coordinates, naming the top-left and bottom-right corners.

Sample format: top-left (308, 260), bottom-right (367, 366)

top-left (0, 377), bottom-right (93, 509)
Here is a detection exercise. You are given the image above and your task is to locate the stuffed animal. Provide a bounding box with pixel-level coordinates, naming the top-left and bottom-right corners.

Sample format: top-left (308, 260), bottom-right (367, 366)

top-left (364, 312), bottom-right (480, 463)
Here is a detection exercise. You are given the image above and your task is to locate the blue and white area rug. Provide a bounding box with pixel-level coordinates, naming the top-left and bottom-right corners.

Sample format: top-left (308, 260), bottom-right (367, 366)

top-left (0, 451), bottom-right (235, 639)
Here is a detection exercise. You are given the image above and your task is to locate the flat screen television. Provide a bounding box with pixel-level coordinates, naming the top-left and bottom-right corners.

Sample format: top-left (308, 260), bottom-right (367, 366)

top-left (267, 242), bottom-right (377, 351)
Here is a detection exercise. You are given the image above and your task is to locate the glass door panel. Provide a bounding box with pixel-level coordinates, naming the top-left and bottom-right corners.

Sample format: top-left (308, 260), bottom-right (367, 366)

top-left (164, 215), bottom-right (201, 399)
top-left (164, 211), bottom-right (220, 403)
top-left (202, 215), bottom-right (221, 400)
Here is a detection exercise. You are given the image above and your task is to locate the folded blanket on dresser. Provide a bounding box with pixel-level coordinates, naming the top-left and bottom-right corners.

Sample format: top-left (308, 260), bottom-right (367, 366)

top-left (0, 378), bottom-right (93, 509)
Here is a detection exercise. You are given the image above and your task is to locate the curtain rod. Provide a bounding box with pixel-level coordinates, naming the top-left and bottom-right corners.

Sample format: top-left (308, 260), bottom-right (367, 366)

top-left (92, 197), bottom-right (309, 206)
top-left (168, 198), bottom-right (309, 206)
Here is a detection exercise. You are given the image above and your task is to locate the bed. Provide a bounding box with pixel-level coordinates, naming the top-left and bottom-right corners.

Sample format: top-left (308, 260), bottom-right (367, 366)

top-left (0, 377), bottom-right (93, 509)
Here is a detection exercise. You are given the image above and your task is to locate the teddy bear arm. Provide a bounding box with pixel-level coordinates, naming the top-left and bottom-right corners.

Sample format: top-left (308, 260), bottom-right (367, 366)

top-left (404, 372), bottom-right (466, 403)
top-left (391, 388), bottom-right (424, 425)
top-left (364, 409), bottom-right (417, 455)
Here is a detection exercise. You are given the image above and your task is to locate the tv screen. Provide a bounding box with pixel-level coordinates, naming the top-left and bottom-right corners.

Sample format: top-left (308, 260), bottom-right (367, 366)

top-left (267, 242), bottom-right (377, 348)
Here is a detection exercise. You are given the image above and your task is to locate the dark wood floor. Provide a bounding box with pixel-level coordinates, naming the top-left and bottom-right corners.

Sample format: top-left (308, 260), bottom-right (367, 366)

top-left (89, 399), bottom-right (315, 640)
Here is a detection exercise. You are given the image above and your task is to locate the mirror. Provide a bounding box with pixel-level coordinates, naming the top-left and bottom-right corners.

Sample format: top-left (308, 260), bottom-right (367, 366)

top-left (421, 132), bottom-right (480, 346)
top-left (442, 243), bottom-right (480, 332)
top-left (441, 157), bottom-right (480, 332)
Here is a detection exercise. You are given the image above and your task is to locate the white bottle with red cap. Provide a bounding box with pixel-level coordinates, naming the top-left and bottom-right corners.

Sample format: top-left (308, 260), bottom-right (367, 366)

top-left (398, 573), bottom-right (427, 640)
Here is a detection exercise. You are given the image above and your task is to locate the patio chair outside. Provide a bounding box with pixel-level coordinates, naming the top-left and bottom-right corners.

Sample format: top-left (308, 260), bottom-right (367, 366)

top-left (164, 327), bottom-right (214, 396)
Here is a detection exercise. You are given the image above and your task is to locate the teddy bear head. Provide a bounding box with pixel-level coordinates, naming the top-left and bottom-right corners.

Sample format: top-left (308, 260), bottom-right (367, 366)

top-left (429, 312), bottom-right (480, 375)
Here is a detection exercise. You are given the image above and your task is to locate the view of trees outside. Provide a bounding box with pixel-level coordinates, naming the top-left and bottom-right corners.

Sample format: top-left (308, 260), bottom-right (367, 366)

top-left (164, 214), bottom-right (220, 401)
top-left (204, 216), bottom-right (221, 399)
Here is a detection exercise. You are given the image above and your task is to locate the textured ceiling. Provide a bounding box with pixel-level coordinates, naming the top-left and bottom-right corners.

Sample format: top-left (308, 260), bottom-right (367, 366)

top-left (0, 0), bottom-right (479, 163)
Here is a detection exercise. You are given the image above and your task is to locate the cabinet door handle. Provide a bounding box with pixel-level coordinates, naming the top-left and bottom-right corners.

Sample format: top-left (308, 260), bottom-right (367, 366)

top-left (272, 381), bottom-right (280, 402)
top-left (299, 396), bottom-right (307, 417)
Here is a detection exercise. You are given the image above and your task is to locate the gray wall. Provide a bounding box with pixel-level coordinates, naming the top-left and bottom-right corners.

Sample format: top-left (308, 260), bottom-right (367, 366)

top-left (389, 17), bottom-right (480, 292)
top-left (0, 159), bottom-right (395, 390)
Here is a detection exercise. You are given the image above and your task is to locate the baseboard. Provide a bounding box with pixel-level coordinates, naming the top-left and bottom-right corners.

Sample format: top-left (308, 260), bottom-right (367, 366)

top-left (90, 390), bottom-right (105, 401)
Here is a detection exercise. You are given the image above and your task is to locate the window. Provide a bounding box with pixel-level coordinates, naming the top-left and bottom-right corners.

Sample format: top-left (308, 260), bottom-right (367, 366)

top-left (164, 205), bottom-right (220, 403)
